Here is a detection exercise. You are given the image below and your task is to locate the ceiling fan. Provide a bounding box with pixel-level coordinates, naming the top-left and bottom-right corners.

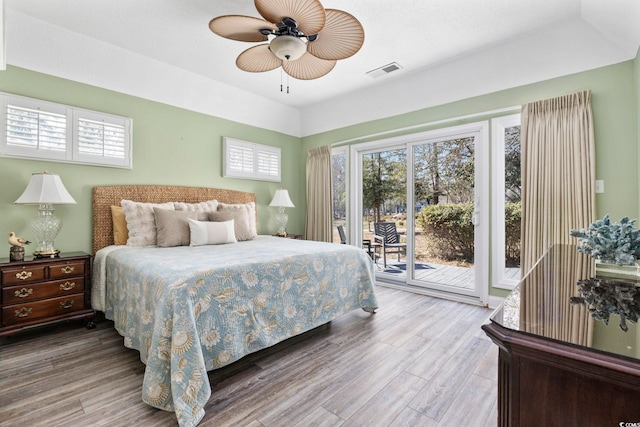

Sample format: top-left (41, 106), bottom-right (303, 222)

top-left (209, 0), bottom-right (365, 80)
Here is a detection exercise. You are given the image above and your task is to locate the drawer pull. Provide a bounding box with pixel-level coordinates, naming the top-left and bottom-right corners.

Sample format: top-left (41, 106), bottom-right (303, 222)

top-left (15, 307), bottom-right (32, 318)
top-left (16, 271), bottom-right (33, 280)
top-left (15, 288), bottom-right (34, 298)
top-left (60, 300), bottom-right (75, 309)
top-left (61, 266), bottom-right (75, 274)
top-left (60, 281), bottom-right (76, 291)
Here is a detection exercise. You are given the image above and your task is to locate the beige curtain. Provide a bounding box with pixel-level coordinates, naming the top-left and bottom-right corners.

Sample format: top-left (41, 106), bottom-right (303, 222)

top-left (305, 145), bottom-right (332, 242)
top-left (521, 90), bottom-right (596, 273)
top-left (520, 90), bottom-right (595, 345)
top-left (520, 245), bottom-right (594, 346)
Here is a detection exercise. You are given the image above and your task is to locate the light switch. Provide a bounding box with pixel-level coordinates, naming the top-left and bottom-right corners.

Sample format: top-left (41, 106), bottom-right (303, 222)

top-left (595, 180), bottom-right (604, 193)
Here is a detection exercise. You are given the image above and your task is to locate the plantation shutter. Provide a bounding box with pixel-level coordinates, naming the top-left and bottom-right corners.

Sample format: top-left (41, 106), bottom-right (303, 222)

top-left (256, 146), bottom-right (280, 180)
top-left (227, 142), bottom-right (255, 176)
top-left (3, 103), bottom-right (69, 160)
top-left (0, 92), bottom-right (132, 168)
top-left (78, 118), bottom-right (125, 157)
top-left (223, 137), bottom-right (280, 182)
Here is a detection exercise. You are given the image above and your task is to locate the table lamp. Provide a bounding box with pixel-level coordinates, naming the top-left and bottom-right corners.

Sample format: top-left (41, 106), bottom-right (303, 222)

top-left (269, 189), bottom-right (295, 237)
top-left (14, 171), bottom-right (77, 258)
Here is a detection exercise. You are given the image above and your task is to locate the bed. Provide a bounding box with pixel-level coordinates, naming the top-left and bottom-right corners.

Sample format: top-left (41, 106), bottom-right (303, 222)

top-left (91, 185), bottom-right (378, 427)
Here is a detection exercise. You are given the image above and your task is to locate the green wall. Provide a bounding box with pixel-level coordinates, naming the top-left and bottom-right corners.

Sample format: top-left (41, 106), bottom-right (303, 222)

top-left (2, 56), bottom-right (638, 299)
top-left (302, 58), bottom-right (640, 297)
top-left (0, 66), bottom-right (304, 255)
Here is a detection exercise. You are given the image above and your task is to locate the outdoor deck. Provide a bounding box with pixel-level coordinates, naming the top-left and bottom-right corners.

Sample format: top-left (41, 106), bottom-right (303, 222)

top-left (377, 260), bottom-right (521, 291)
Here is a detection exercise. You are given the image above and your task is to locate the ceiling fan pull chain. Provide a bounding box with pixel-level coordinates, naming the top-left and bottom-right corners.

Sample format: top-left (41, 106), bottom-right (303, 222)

top-left (280, 68), bottom-right (290, 94)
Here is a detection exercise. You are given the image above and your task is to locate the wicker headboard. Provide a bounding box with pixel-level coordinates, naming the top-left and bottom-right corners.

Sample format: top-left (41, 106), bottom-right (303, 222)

top-left (92, 185), bottom-right (257, 254)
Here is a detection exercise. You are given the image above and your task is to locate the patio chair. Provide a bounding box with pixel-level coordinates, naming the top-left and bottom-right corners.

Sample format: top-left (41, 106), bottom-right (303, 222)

top-left (374, 222), bottom-right (407, 268)
top-left (337, 225), bottom-right (347, 244)
top-left (337, 225), bottom-right (380, 262)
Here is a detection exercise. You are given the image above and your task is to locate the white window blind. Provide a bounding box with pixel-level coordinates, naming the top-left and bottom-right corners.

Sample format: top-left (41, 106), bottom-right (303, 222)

top-left (0, 92), bottom-right (132, 168)
top-left (74, 109), bottom-right (131, 167)
top-left (257, 148), bottom-right (279, 177)
top-left (228, 143), bottom-right (254, 175)
top-left (223, 137), bottom-right (281, 182)
top-left (7, 105), bottom-right (67, 152)
top-left (78, 119), bottom-right (125, 157)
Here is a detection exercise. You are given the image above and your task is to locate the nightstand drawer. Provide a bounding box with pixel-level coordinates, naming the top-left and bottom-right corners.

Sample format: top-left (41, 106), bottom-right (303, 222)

top-left (2, 294), bottom-right (85, 326)
top-left (49, 261), bottom-right (85, 279)
top-left (2, 265), bottom-right (46, 285)
top-left (3, 278), bottom-right (85, 305)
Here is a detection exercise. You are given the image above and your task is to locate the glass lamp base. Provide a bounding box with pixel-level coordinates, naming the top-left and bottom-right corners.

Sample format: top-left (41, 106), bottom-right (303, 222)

top-left (275, 208), bottom-right (289, 237)
top-left (31, 204), bottom-right (62, 258)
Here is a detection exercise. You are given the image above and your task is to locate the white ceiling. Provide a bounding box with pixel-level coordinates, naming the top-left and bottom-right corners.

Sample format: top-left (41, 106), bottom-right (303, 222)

top-left (5, 0), bottom-right (640, 137)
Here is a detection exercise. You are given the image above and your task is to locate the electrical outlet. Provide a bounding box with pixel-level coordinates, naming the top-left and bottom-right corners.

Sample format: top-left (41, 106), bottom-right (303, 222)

top-left (595, 180), bottom-right (604, 193)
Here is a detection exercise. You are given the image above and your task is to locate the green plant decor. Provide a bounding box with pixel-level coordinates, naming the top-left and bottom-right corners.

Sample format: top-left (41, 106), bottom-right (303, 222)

top-left (570, 215), bottom-right (640, 266)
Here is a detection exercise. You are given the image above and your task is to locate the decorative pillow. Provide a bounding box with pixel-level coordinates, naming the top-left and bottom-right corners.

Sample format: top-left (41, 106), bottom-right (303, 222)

top-left (173, 200), bottom-right (219, 221)
top-left (216, 202), bottom-right (257, 239)
top-left (111, 205), bottom-right (128, 245)
top-left (154, 208), bottom-right (197, 247)
top-left (189, 219), bottom-right (237, 246)
top-left (208, 209), bottom-right (255, 241)
top-left (121, 200), bottom-right (175, 247)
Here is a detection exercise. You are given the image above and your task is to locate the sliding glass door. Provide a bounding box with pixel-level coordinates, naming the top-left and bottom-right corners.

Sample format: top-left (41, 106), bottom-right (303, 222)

top-left (350, 122), bottom-right (489, 302)
top-left (406, 124), bottom-right (488, 299)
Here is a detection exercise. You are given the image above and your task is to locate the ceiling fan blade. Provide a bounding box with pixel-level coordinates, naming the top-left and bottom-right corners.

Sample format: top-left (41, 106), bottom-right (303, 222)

top-left (236, 44), bottom-right (282, 73)
top-left (255, 0), bottom-right (326, 35)
top-left (282, 52), bottom-right (336, 80)
top-left (209, 15), bottom-right (277, 42)
top-left (307, 9), bottom-right (364, 60)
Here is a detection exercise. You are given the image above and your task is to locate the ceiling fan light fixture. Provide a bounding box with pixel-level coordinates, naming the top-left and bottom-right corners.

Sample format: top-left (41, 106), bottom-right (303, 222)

top-left (209, 0), bottom-right (363, 80)
top-left (270, 35), bottom-right (306, 61)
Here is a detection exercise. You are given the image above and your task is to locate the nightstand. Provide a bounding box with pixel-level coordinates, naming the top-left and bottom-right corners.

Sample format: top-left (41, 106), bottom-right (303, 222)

top-left (0, 252), bottom-right (95, 337)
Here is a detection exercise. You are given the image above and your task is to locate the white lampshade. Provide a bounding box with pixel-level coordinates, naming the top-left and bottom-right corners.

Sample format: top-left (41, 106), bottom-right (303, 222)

top-left (269, 35), bottom-right (306, 61)
top-left (270, 189), bottom-right (294, 237)
top-left (15, 172), bottom-right (76, 205)
top-left (269, 189), bottom-right (295, 208)
top-left (14, 172), bottom-right (76, 258)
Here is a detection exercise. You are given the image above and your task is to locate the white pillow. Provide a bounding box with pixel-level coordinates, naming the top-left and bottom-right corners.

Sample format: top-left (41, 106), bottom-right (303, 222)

top-left (174, 200), bottom-right (219, 221)
top-left (121, 200), bottom-right (175, 247)
top-left (189, 219), bottom-right (237, 246)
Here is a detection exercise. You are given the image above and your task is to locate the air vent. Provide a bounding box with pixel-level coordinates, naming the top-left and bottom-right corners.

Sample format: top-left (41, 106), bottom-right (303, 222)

top-left (366, 62), bottom-right (403, 78)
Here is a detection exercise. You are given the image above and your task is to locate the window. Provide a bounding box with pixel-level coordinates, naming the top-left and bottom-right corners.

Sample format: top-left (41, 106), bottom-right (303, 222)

top-left (491, 113), bottom-right (521, 290)
top-left (331, 146), bottom-right (348, 243)
top-left (0, 93), bottom-right (132, 168)
top-left (223, 137), bottom-right (281, 182)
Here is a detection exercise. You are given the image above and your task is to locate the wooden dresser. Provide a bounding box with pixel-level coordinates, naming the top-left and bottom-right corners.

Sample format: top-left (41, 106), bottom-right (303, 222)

top-left (0, 252), bottom-right (95, 337)
top-left (482, 245), bottom-right (640, 426)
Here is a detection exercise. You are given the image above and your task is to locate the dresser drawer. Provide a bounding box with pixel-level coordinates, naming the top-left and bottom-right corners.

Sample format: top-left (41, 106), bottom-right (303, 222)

top-left (49, 261), bottom-right (85, 279)
top-left (2, 265), bottom-right (47, 285)
top-left (2, 294), bottom-right (85, 326)
top-left (3, 278), bottom-right (85, 305)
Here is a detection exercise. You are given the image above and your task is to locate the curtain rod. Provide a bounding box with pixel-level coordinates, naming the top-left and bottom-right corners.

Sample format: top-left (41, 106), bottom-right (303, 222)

top-left (330, 105), bottom-right (521, 147)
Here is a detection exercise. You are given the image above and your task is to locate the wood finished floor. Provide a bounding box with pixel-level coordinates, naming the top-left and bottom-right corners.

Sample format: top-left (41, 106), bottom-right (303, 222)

top-left (0, 286), bottom-right (498, 427)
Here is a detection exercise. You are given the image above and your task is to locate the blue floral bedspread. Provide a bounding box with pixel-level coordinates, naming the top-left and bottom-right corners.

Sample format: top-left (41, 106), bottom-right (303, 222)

top-left (95, 236), bottom-right (378, 427)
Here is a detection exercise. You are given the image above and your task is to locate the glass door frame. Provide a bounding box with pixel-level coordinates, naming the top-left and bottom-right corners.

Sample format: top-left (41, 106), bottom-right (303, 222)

top-left (349, 121), bottom-right (489, 305)
top-left (406, 122), bottom-right (489, 301)
top-left (491, 113), bottom-right (522, 290)
top-left (348, 139), bottom-right (406, 252)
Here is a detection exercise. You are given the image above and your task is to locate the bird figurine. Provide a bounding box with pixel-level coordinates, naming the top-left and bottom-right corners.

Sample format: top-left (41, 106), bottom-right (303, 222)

top-left (8, 232), bottom-right (30, 247)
